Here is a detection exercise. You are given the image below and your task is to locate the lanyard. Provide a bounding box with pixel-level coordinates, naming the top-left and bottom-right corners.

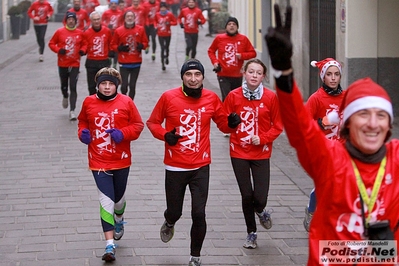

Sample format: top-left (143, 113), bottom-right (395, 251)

top-left (351, 156), bottom-right (386, 224)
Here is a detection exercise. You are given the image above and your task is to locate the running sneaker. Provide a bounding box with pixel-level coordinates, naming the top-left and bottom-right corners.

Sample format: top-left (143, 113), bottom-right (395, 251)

top-left (188, 256), bottom-right (201, 266)
top-left (69, 111), bottom-right (77, 121)
top-left (243, 232), bottom-right (257, 249)
top-left (151, 54), bottom-right (155, 61)
top-left (165, 57), bottom-right (169, 65)
top-left (39, 55), bottom-right (44, 62)
top-left (160, 220), bottom-right (174, 243)
top-left (257, 208), bottom-right (273, 229)
top-left (102, 244), bottom-right (116, 262)
top-left (114, 218), bottom-right (126, 240)
top-left (303, 207), bottom-right (313, 232)
top-left (62, 97), bottom-right (68, 109)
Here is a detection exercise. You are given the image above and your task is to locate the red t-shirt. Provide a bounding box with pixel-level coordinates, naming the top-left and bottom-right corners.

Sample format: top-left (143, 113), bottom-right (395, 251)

top-left (208, 33), bottom-right (257, 78)
top-left (102, 8), bottom-right (123, 32)
top-left (82, 0), bottom-right (100, 15)
top-left (154, 11), bottom-right (177, 37)
top-left (146, 87), bottom-right (234, 169)
top-left (224, 87), bottom-right (283, 159)
top-left (78, 94), bottom-right (144, 170)
top-left (83, 25), bottom-right (112, 60)
top-left (305, 87), bottom-right (346, 140)
top-left (142, 1), bottom-right (160, 26)
top-left (178, 7), bottom-right (206, 33)
top-left (48, 26), bottom-right (86, 67)
top-left (111, 24), bottom-right (149, 64)
top-left (27, 0), bottom-right (54, 25)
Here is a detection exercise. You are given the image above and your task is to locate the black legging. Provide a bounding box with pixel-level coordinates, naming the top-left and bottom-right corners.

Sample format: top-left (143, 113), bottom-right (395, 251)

top-left (184, 32), bottom-right (198, 59)
top-left (58, 66), bottom-right (79, 111)
top-left (34, 25), bottom-right (47, 54)
top-left (164, 165), bottom-right (209, 257)
top-left (217, 76), bottom-right (243, 101)
top-left (145, 24), bottom-right (157, 54)
top-left (231, 158), bottom-right (270, 234)
top-left (158, 36), bottom-right (171, 66)
top-left (119, 66), bottom-right (141, 100)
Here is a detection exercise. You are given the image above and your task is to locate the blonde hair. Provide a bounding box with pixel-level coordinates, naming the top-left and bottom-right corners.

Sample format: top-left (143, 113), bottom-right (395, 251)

top-left (95, 67), bottom-right (122, 84)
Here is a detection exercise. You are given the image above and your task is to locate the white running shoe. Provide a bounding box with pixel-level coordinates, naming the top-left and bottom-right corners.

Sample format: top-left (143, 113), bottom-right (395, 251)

top-left (69, 111), bottom-right (77, 121)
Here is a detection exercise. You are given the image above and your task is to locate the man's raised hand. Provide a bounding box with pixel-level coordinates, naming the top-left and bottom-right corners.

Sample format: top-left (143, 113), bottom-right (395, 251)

top-left (265, 4), bottom-right (293, 71)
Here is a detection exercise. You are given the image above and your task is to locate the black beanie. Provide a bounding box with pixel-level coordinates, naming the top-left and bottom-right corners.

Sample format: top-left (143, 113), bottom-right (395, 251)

top-left (65, 11), bottom-right (77, 23)
top-left (180, 59), bottom-right (205, 79)
top-left (225, 16), bottom-right (239, 29)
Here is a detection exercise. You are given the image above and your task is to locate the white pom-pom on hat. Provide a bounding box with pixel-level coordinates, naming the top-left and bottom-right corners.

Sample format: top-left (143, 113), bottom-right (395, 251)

top-left (327, 110), bottom-right (340, 125)
top-left (310, 61), bottom-right (318, 67)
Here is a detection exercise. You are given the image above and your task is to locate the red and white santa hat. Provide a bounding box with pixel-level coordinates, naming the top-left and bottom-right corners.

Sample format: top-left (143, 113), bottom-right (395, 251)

top-left (340, 77), bottom-right (393, 125)
top-left (310, 58), bottom-right (342, 80)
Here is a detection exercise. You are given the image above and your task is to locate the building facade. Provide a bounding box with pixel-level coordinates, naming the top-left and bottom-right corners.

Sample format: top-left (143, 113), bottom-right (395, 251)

top-left (228, 0), bottom-right (399, 115)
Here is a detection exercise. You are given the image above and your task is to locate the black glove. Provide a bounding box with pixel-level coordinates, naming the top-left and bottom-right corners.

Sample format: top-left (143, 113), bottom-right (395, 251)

top-left (265, 4), bottom-right (292, 71)
top-left (136, 43), bottom-right (144, 52)
top-left (118, 44), bottom-right (130, 52)
top-left (164, 128), bottom-right (182, 146)
top-left (58, 48), bottom-right (66, 55)
top-left (108, 24), bottom-right (113, 30)
top-left (108, 50), bottom-right (115, 58)
top-left (180, 23), bottom-right (184, 29)
top-left (79, 50), bottom-right (86, 56)
top-left (228, 112), bottom-right (241, 129)
top-left (197, 19), bottom-right (201, 25)
top-left (213, 65), bottom-right (221, 73)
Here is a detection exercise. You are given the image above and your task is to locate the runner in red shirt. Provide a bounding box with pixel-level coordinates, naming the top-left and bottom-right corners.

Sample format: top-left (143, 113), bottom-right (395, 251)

top-left (223, 59), bottom-right (283, 249)
top-left (102, 0), bottom-right (123, 32)
top-left (303, 58), bottom-right (346, 232)
top-left (178, 0), bottom-right (205, 60)
top-left (142, 0), bottom-right (160, 60)
top-left (82, 0), bottom-right (100, 15)
top-left (111, 10), bottom-right (148, 100)
top-left (208, 16), bottom-right (256, 101)
top-left (154, 2), bottom-right (177, 71)
top-left (266, 5), bottom-right (399, 265)
top-left (147, 59), bottom-right (241, 266)
top-left (83, 11), bottom-right (113, 95)
top-left (49, 11), bottom-right (87, 121)
top-left (78, 67), bottom-right (144, 262)
top-left (27, 0), bottom-right (54, 62)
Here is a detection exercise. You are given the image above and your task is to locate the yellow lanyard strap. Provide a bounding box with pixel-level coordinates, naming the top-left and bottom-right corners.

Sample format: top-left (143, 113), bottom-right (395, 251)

top-left (351, 156), bottom-right (386, 224)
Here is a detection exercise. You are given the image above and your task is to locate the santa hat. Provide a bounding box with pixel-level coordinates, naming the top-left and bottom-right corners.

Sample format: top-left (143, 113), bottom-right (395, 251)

top-left (310, 58), bottom-right (342, 80)
top-left (340, 77), bottom-right (393, 125)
